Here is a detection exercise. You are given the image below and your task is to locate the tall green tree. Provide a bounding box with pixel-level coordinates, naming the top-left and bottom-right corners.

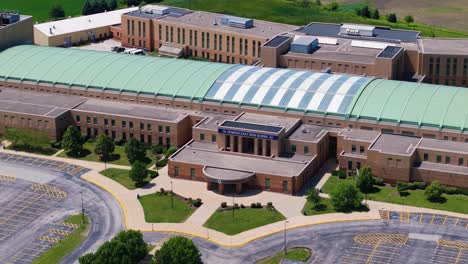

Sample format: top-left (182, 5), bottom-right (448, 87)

top-left (153, 236), bottom-right (202, 264)
top-left (331, 181), bottom-right (363, 212)
top-left (95, 134), bottom-right (115, 162)
top-left (62, 126), bottom-right (83, 155)
top-left (404, 15), bottom-right (415, 25)
top-left (129, 160), bottom-right (147, 185)
top-left (356, 167), bottom-right (374, 202)
top-left (49, 4), bottom-right (65, 19)
top-left (82, 0), bottom-right (93, 15)
top-left (124, 138), bottom-right (147, 164)
top-left (372, 9), bottom-right (380, 19)
top-left (387, 13), bottom-right (397, 23)
top-left (109, 0), bottom-right (118, 10)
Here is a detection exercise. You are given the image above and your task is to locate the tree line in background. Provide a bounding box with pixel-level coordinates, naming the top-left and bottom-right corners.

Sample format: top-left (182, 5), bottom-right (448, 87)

top-left (354, 5), bottom-right (414, 24)
top-left (82, 0), bottom-right (118, 15)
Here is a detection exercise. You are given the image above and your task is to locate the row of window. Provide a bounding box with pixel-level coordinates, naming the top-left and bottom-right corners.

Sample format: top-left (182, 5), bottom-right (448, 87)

top-left (3, 115), bottom-right (50, 128)
top-left (286, 60), bottom-right (367, 75)
top-left (428, 57), bottom-right (468, 77)
top-left (199, 133), bottom-right (217, 143)
top-left (351, 144), bottom-right (365, 154)
top-left (127, 20), bottom-right (146, 38)
top-left (423, 153), bottom-right (466, 166)
top-left (84, 126), bottom-right (171, 146)
top-left (76, 115), bottom-right (171, 133)
top-left (290, 144), bottom-right (309, 154)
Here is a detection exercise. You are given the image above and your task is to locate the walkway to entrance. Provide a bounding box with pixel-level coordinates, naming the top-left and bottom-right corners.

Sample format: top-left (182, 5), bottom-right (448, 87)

top-left (203, 166), bottom-right (255, 194)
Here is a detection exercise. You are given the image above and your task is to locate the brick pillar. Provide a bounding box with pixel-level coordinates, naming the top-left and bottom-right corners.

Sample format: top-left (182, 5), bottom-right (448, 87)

top-left (235, 183), bottom-right (242, 194)
top-left (254, 138), bottom-right (259, 155)
top-left (238, 137), bottom-right (243, 153)
top-left (218, 183), bottom-right (225, 195)
top-left (230, 136), bottom-right (235, 152)
top-left (262, 139), bottom-right (267, 156)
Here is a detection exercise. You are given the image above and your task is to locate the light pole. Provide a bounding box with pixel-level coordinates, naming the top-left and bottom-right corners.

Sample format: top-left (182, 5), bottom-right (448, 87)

top-left (170, 181), bottom-right (173, 209)
top-left (80, 191), bottom-right (85, 224)
top-left (232, 192), bottom-right (235, 220)
top-left (283, 220), bottom-right (289, 254)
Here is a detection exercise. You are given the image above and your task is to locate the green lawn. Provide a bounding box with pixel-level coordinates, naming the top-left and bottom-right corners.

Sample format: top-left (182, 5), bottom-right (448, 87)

top-left (204, 208), bottom-right (286, 235)
top-left (58, 141), bottom-right (154, 167)
top-left (0, 0), bottom-right (127, 23)
top-left (303, 198), bottom-right (337, 216)
top-left (7, 144), bottom-right (59, 156)
top-left (139, 193), bottom-right (195, 223)
top-left (258, 248), bottom-right (311, 264)
top-left (33, 214), bottom-right (90, 264)
top-left (322, 175), bottom-right (468, 214)
top-left (161, 0), bottom-right (468, 38)
top-left (100, 168), bottom-right (151, 190)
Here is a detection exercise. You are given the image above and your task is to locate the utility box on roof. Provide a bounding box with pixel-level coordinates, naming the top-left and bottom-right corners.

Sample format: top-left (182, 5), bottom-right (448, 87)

top-left (220, 15), bottom-right (254, 29)
top-left (290, 36), bottom-right (318, 54)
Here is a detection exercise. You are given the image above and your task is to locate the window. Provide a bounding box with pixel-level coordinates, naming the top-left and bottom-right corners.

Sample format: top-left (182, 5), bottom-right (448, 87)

top-left (112, 131), bottom-right (116, 139)
top-left (158, 136), bottom-right (163, 145)
top-left (282, 180), bottom-right (288, 193)
top-left (304, 146), bottom-right (309, 154)
top-left (122, 121), bottom-right (126, 128)
top-left (214, 34), bottom-right (217, 50)
top-left (147, 124), bottom-right (152, 132)
top-left (165, 25), bottom-right (168, 41)
top-left (227, 36), bottom-right (230, 52)
top-left (190, 168), bottom-right (195, 178)
top-left (158, 24), bottom-right (162, 40)
top-left (423, 153), bottom-right (428, 161)
top-left (129, 121), bottom-right (134, 129)
top-left (445, 156), bottom-right (451, 164)
top-left (206, 33), bottom-right (210, 49)
top-left (351, 144), bottom-right (356, 153)
top-left (437, 155), bottom-right (442, 163)
top-left (348, 161), bottom-right (353, 170)
top-left (140, 122), bottom-right (144, 131)
top-left (93, 117), bottom-right (98, 125)
top-left (446, 58), bottom-right (451, 75)
top-left (211, 134), bottom-right (216, 143)
top-left (359, 145), bottom-right (365, 154)
top-left (170, 26), bottom-right (174, 42)
top-left (140, 134), bottom-right (144, 143)
top-left (189, 30), bottom-right (193, 46)
top-left (357, 162), bottom-right (361, 169)
top-left (291, 144), bottom-right (296, 153)
top-left (94, 128), bottom-right (98, 136)
top-left (166, 126), bottom-right (170, 133)
top-left (104, 118), bottom-right (109, 126)
top-left (111, 119), bottom-right (115, 127)
top-left (194, 30), bottom-right (198, 47)
top-left (147, 135), bottom-right (152, 145)
top-left (202, 32), bottom-right (205, 48)
top-left (239, 38), bottom-right (243, 54)
top-left (200, 133), bottom-right (205, 141)
top-left (177, 27), bottom-right (180, 44)
top-left (459, 157), bottom-right (464, 166)
top-left (158, 125), bottom-right (163, 132)
top-left (86, 116), bottom-right (91, 124)
top-left (219, 34), bottom-right (222, 51)
top-left (174, 166), bottom-right (179, 177)
top-left (265, 178), bottom-right (271, 190)
top-left (166, 137), bottom-right (170, 146)
top-left (252, 40), bottom-right (256, 57)
top-left (232, 37), bottom-right (235, 53)
top-left (75, 115), bottom-right (80, 122)
top-left (244, 39), bottom-right (248, 55)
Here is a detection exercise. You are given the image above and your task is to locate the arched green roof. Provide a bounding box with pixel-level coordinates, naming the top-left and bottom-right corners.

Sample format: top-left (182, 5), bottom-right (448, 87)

top-left (0, 45), bottom-right (234, 100)
top-left (349, 79), bottom-right (468, 131)
top-left (1, 45), bottom-right (467, 131)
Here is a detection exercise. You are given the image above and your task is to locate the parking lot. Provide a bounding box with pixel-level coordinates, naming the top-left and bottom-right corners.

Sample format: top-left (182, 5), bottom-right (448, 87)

top-left (380, 210), bottom-right (468, 230)
top-left (0, 153), bottom-right (123, 263)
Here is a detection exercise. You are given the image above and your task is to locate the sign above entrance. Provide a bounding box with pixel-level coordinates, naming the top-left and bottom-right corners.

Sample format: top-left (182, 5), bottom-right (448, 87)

top-left (218, 128), bottom-right (278, 140)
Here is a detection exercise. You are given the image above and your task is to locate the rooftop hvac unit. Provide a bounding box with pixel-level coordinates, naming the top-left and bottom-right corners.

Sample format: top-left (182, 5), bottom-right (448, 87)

top-left (220, 15), bottom-right (253, 29)
top-left (291, 36), bottom-right (319, 54)
top-left (340, 24), bottom-right (375, 37)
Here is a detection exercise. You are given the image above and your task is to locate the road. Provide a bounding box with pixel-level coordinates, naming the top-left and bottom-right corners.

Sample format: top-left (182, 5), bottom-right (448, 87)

top-left (0, 157), bottom-right (124, 264)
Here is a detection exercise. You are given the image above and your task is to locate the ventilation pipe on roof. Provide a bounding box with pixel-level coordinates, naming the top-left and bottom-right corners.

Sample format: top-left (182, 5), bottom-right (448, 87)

top-left (213, 18), bottom-right (217, 26)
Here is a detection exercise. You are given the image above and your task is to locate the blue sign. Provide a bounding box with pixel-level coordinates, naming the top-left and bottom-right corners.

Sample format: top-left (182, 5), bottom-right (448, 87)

top-left (218, 128), bottom-right (278, 140)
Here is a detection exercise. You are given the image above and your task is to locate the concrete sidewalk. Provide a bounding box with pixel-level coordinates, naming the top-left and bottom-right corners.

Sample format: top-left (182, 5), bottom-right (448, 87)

top-left (1, 148), bottom-right (467, 247)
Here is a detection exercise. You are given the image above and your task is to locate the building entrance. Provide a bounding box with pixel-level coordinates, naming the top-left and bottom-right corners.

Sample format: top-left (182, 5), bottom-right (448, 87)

top-left (329, 136), bottom-right (337, 158)
top-left (242, 137), bottom-right (255, 154)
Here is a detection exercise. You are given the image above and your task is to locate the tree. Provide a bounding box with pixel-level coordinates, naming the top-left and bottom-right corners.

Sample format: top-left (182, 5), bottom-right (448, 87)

top-left (129, 160), bottom-right (147, 185)
top-left (97, 0), bottom-right (109, 12)
top-left (404, 15), bottom-right (414, 25)
top-left (109, 0), bottom-right (118, 10)
top-left (387, 13), bottom-right (397, 23)
top-left (356, 167), bottom-right (375, 202)
top-left (396, 182), bottom-right (409, 196)
top-left (306, 188), bottom-right (321, 208)
top-left (360, 6), bottom-right (371, 18)
top-left (372, 9), bottom-right (380, 20)
top-left (79, 230), bottom-right (148, 264)
top-left (62, 126), bottom-right (83, 155)
top-left (300, 0), bottom-right (310, 8)
top-left (95, 134), bottom-right (115, 162)
top-left (424, 181), bottom-right (444, 202)
top-left (331, 181), bottom-right (363, 212)
top-left (50, 4), bottom-right (65, 19)
top-left (124, 138), bottom-right (147, 164)
top-left (153, 236), bottom-right (202, 264)
top-left (315, 0), bottom-right (322, 5)
top-left (82, 0), bottom-right (93, 15)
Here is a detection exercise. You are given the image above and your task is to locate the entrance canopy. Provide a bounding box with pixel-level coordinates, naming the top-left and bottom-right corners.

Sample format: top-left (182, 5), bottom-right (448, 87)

top-left (203, 166), bottom-right (255, 184)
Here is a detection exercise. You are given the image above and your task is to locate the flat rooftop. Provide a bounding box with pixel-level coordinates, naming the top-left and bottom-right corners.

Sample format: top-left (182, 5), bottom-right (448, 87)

top-left (0, 14), bottom-right (32, 29)
top-left (34, 7), bottom-right (137, 37)
top-left (418, 138), bottom-right (468, 154)
top-left (339, 128), bottom-right (380, 142)
top-left (73, 99), bottom-right (192, 122)
top-left (370, 133), bottom-right (420, 155)
top-left (288, 124), bottom-right (329, 143)
top-left (420, 38), bottom-right (468, 55)
top-left (194, 114), bottom-right (236, 130)
top-left (171, 141), bottom-right (313, 177)
top-left (0, 88), bottom-right (85, 117)
top-left (296, 22), bottom-right (420, 43)
top-left (418, 161), bottom-right (468, 175)
top-left (235, 112), bottom-right (300, 134)
top-left (156, 10), bottom-right (298, 38)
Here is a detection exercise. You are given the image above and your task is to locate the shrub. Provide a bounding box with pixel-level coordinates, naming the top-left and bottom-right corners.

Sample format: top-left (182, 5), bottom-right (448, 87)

top-left (148, 170), bottom-right (159, 179)
top-left (151, 144), bottom-right (166, 155)
top-left (221, 202), bottom-right (227, 208)
top-left (267, 202), bottom-right (273, 208)
top-left (156, 158), bottom-right (167, 168)
top-left (373, 177), bottom-right (385, 186)
top-left (425, 181), bottom-right (444, 202)
top-left (396, 182), bottom-right (409, 194)
top-left (187, 198), bottom-right (193, 204)
top-left (193, 198), bottom-right (202, 207)
top-left (233, 203), bottom-right (239, 209)
top-left (240, 204), bottom-right (245, 209)
top-left (256, 202), bottom-right (262, 208)
top-left (408, 182), bottom-right (427, 190)
top-left (443, 187), bottom-right (468, 195)
top-left (250, 203), bottom-right (257, 208)
top-left (160, 188), bottom-right (165, 195)
top-left (165, 146), bottom-right (178, 157)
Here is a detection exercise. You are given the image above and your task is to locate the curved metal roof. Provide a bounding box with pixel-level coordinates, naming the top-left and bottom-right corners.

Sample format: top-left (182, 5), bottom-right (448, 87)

top-left (349, 79), bottom-right (468, 131)
top-left (0, 45), bottom-right (234, 100)
top-left (1, 45), bottom-right (467, 131)
top-left (204, 65), bottom-right (372, 115)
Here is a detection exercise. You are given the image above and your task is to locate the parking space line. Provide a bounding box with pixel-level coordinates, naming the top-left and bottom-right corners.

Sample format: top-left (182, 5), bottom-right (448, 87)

top-left (431, 214), bottom-right (435, 224)
top-left (443, 216), bottom-right (448, 225)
